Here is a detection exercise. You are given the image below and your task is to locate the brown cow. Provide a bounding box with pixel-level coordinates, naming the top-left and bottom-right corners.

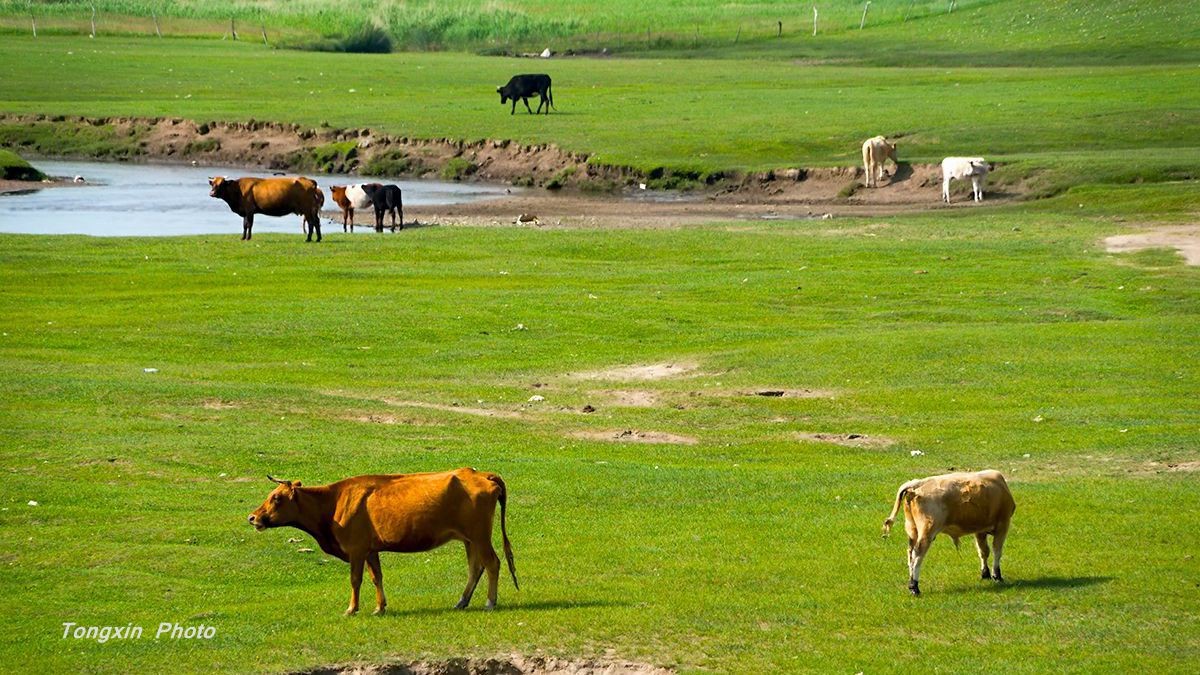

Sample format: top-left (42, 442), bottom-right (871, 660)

top-left (247, 468), bottom-right (518, 614)
top-left (208, 176), bottom-right (324, 242)
top-left (329, 185), bottom-right (354, 232)
top-left (882, 469), bottom-right (1015, 595)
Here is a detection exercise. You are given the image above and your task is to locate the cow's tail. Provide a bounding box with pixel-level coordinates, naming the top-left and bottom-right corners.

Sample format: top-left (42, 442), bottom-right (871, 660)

top-left (489, 474), bottom-right (519, 590)
top-left (548, 82), bottom-right (556, 110)
top-left (882, 479), bottom-right (921, 537)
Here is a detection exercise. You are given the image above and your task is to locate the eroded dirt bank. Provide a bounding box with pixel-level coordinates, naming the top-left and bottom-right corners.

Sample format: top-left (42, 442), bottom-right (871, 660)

top-left (0, 113), bottom-right (1027, 220)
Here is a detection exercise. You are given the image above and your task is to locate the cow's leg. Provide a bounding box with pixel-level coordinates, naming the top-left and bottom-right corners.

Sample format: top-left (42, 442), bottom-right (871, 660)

top-left (479, 540), bottom-right (501, 609)
top-left (991, 519), bottom-right (1010, 583)
top-left (942, 177), bottom-right (951, 203)
top-left (975, 532), bottom-right (992, 580)
top-left (973, 176), bottom-right (984, 202)
top-left (349, 208), bottom-right (355, 232)
top-left (243, 214), bottom-right (254, 240)
top-left (909, 533), bottom-right (934, 596)
top-left (522, 97), bottom-right (534, 115)
top-left (312, 214), bottom-right (321, 242)
top-left (346, 555), bottom-right (364, 615)
top-left (374, 207), bottom-right (384, 233)
top-left (366, 551), bottom-right (386, 615)
top-left (389, 206), bottom-right (397, 232)
top-left (511, 99), bottom-right (517, 115)
top-left (455, 542), bottom-right (485, 609)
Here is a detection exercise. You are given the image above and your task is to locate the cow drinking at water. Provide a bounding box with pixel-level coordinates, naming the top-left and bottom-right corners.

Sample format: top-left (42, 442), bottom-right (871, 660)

top-left (247, 468), bottom-right (518, 614)
top-left (208, 176), bottom-right (324, 241)
top-left (497, 74), bottom-right (555, 115)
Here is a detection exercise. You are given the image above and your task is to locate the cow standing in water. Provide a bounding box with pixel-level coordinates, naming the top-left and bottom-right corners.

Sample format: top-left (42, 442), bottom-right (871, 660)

top-left (208, 176), bottom-right (324, 241)
top-left (248, 468), bottom-right (518, 614)
top-left (497, 74), bottom-right (555, 115)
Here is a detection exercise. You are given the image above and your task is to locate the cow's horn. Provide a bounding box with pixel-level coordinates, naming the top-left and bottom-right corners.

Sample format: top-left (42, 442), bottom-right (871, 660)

top-left (266, 475), bottom-right (288, 485)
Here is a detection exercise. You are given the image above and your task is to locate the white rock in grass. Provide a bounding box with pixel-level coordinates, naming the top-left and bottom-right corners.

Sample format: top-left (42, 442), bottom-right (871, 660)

top-left (528, 395), bottom-right (545, 403)
top-left (27, 500), bottom-right (38, 506)
top-left (909, 450), bottom-right (924, 457)
top-left (143, 368), bottom-right (158, 373)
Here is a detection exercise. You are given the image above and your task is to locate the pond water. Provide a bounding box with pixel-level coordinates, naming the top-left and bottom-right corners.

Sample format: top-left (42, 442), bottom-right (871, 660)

top-left (0, 160), bottom-right (515, 236)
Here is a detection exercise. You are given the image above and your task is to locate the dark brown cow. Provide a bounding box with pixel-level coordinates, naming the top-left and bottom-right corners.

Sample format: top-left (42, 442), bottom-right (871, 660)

top-left (248, 468), bottom-right (518, 614)
top-left (208, 176), bottom-right (324, 241)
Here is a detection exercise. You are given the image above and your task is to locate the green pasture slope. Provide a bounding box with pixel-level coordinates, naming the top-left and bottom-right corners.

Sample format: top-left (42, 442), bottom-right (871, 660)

top-left (1, 1), bottom-right (1199, 673)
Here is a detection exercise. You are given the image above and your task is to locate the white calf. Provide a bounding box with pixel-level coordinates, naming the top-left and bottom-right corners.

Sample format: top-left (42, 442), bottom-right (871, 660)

top-left (941, 157), bottom-right (989, 203)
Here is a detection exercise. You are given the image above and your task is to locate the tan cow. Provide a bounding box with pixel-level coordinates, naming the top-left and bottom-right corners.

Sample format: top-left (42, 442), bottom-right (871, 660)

top-left (861, 135), bottom-right (898, 188)
top-left (248, 468), bottom-right (518, 614)
top-left (882, 470), bottom-right (1015, 595)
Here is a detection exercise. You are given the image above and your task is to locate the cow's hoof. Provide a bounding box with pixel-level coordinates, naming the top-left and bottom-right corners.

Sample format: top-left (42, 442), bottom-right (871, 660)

top-left (453, 600), bottom-right (468, 610)
top-left (373, 607), bottom-right (386, 616)
top-left (908, 582), bottom-right (921, 596)
top-left (981, 568), bottom-right (992, 580)
top-left (485, 601), bottom-right (496, 611)
top-left (994, 575), bottom-right (1005, 584)
top-left (344, 607), bottom-right (358, 616)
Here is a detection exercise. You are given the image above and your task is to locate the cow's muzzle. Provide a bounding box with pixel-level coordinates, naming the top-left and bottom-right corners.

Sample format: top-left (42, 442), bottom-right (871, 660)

top-left (247, 513), bottom-right (268, 531)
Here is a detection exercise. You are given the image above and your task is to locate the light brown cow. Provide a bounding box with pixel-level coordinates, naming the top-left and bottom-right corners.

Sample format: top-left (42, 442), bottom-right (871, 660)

top-left (882, 469), bottom-right (1015, 595)
top-left (248, 468), bottom-right (518, 614)
top-left (861, 135), bottom-right (898, 188)
top-left (208, 176), bottom-right (324, 241)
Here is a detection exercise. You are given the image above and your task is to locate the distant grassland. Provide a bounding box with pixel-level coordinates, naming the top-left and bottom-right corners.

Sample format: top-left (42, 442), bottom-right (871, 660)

top-left (2, 0), bottom-right (1197, 63)
top-left (1, 36), bottom-right (1197, 187)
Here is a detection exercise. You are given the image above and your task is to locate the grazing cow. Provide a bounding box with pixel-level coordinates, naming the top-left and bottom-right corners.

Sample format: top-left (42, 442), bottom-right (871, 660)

top-left (861, 136), bottom-right (898, 188)
top-left (941, 157), bottom-right (990, 203)
top-left (360, 183), bottom-right (404, 232)
top-left (497, 74), bottom-right (554, 115)
top-left (882, 470), bottom-right (1015, 595)
top-left (208, 176), bottom-right (324, 241)
top-left (331, 184), bottom-right (378, 232)
top-left (248, 468), bottom-right (518, 614)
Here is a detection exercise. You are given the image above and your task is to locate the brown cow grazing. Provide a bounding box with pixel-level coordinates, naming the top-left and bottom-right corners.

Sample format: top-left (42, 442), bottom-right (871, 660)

top-left (208, 176), bottom-right (324, 242)
top-left (248, 468), bottom-right (518, 614)
top-left (882, 469), bottom-right (1015, 595)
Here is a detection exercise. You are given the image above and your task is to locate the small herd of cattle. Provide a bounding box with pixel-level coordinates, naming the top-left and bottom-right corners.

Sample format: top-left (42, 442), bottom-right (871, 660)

top-left (249, 467), bottom-right (1013, 612)
top-left (207, 74), bottom-right (990, 239)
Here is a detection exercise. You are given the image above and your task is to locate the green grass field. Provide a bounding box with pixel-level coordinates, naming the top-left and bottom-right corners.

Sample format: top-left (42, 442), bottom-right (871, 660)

top-left (2, 186), bottom-right (1198, 672)
top-left (1, 1), bottom-right (1199, 672)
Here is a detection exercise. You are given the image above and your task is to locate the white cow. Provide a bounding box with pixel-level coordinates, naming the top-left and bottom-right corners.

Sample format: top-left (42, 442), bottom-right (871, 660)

top-left (941, 157), bottom-right (989, 203)
top-left (861, 136), bottom-right (898, 188)
top-left (345, 184), bottom-right (375, 210)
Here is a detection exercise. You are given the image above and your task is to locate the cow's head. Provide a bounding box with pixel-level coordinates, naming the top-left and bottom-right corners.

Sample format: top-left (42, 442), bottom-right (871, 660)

top-left (248, 476), bottom-right (304, 530)
top-left (208, 176), bottom-right (228, 198)
top-left (497, 85), bottom-right (509, 105)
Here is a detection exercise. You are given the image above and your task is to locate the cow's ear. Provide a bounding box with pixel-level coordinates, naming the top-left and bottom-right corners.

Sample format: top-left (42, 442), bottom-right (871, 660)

top-left (293, 481), bottom-right (302, 488)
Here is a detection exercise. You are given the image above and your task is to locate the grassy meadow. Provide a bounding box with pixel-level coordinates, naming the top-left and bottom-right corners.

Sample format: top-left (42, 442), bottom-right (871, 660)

top-left (2, 186), bottom-right (1199, 672)
top-left (1, 1), bottom-right (1199, 672)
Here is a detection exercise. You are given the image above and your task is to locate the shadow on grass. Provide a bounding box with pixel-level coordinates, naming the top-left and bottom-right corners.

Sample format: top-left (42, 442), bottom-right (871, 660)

top-left (379, 598), bottom-right (627, 618)
top-left (944, 575), bottom-right (1113, 594)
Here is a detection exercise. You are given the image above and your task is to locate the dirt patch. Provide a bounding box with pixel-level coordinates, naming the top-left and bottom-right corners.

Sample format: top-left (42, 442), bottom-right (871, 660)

top-left (342, 413), bottom-right (437, 426)
top-left (569, 429), bottom-right (698, 445)
top-left (744, 389), bottom-right (834, 399)
top-left (795, 432), bottom-right (895, 449)
top-left (378, 399), bottom-right (524, 420)
top-left (297, 654), bottom-right (673, 675)
top-left (1104, 225), bottom-right (1200, 266)
top-left (594, 390), bottom-right (662, 407)
top-left (569, 362), bottom-right (698, 382)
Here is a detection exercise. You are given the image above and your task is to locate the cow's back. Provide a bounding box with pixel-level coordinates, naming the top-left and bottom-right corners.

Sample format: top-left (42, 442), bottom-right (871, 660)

top-left (912, 470), bottom-right (1013, 535)
top-left (336, 469), bottom-right (501, 554)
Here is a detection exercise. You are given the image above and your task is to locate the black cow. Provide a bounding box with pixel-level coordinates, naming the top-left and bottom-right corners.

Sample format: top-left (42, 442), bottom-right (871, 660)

top-left (361, 184), bottom-right (403, 232)
top-left (497, 74), bottom-right (555, 115)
